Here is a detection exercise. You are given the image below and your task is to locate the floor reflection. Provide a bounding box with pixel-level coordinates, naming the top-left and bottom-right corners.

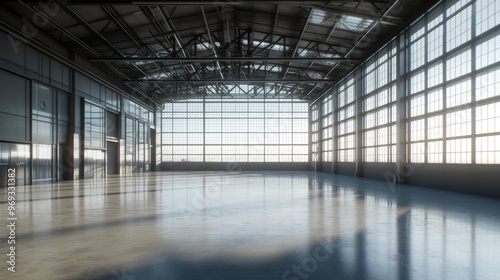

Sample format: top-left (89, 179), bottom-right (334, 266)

top-left (0, 171), bottom-right (499, 280)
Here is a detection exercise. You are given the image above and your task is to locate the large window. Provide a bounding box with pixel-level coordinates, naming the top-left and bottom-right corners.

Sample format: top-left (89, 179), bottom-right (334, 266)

top-left (336, 76), bottom-right (356, 162)
top-left (321, 94), bottom-right (333, 162)
top-left (311, 103), bottom-right (319, 162)
top-left (162, 98), bottom-right (308, 162)
top-left (407, 0), bottom-right (500, 164)
top-left (84, 102), bottom-right (106, 150)
top-left (84, 101), bottom-right (106, 178)
top-left (362, 44), bottom-right (397, 163)
top-left (312, 0), bottom-right (500, 167)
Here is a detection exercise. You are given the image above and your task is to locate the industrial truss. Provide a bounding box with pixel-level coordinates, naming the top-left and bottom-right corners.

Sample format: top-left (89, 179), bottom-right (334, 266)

top-left (0, 0), bottom-right (430, 102)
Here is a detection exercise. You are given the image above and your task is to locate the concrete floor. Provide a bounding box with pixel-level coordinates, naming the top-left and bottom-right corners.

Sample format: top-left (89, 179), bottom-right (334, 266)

top-left (1, 171), bottom-right (500, 280)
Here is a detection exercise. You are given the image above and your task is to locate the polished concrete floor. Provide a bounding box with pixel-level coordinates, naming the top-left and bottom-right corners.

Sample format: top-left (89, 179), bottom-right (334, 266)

top-left (1, 171), bottom-right (500, 280)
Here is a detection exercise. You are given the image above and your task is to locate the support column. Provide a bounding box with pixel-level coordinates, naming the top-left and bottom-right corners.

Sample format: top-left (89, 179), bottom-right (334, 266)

top-left (317, 99), bottom-right (323, 170)
top-left (354, 68), bottom-right (363, 177)
top-left (68, 52), bottom-right (80, 181)
top-left (396, 31), bottom-right (408, 182)
top-left (332, 87), bottom-right (338, 173)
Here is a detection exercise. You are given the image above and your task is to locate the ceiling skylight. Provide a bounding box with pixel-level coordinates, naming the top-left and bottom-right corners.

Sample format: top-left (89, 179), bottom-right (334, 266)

top-left (337, 15), bottom-right (374, 32)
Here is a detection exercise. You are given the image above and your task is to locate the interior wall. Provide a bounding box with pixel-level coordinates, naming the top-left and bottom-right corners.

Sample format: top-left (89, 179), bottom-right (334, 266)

top-left (336, 163), bottom-right (356, 177)
top-left (404, 165), bottom-right (500, 198)
top-left (323, 163), bottom-right (500, 198)
top-left (0, 19), bottom-right (158, 182)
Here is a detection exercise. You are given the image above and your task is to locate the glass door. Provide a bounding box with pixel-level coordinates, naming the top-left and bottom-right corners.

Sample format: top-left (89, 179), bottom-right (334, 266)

top-left (0, 143), bottom-right (30, 187)
top-left (32, 84), bottom-right (56, 182)
top-left (125, 117), bottom-right (135, 173)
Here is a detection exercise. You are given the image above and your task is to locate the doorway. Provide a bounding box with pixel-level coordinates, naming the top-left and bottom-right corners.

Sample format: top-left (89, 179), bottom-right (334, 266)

top-left (107, 141), bottom-right (118, 175)
top-left (32, 84), bottom-right (56, 182)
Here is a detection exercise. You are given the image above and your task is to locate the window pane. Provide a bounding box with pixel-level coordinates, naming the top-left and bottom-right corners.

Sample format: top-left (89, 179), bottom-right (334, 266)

top-left (446, 6), bottom-right (472, 51)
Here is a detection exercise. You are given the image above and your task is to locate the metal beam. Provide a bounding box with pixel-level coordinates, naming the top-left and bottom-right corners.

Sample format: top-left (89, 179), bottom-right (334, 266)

top-left (282, 8), bottom-right (313, 78)
top-left (90, 57), bottom-right (357, 62)
top-left (134, 0), bottom-right (390, 4)
top-left (269, 4), bottom-right (280, 57)
top-left (307, 0), bottom-right (400, 100)
top-left (201, 6), bottom-right (224, 79)
top-left (101, 5), bottom-right (168, 98)
top-left (3, 0), bottom-right (389, 3)
top-left (125, 79), bottom-right (335, 84)
top-left (157, 7), bottom-right (203, 81)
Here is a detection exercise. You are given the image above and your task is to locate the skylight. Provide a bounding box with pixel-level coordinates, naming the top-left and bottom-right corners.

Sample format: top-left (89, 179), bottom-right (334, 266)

top-left (309, 9), bottom-right (337, 26)
top-left (337, 15), bottom-right (374, 32)
top-left (309, 9), bottom-right (373, 32)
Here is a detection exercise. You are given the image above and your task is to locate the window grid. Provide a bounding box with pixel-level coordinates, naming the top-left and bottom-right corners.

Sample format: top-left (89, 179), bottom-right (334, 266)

top-left (476, 102), bottom-right (500, 134)
top-left (410, 70), bottom-right (426, 94)
top-left (162, 99), bottom-right (308, 163)
top-left (446, 6), bottom-right (472, 51)
top-left (476, 135), bottom-right (500, 164)
top-left (476, 34), bottom-right (500, 69)
top-left (476, 66), bottom-right (500, 100)
top-left (446, 78), bottom-right (472, 108)
top-left (312, 0), bottom-right (500, 167)
top-left (476, 0), bottom-right (500, 35)
top-left (428, 63), bottom-right (444, 88)
top-left (320, 94), bottom-right (334, 162)
top-left (337, 77), bottom-right (356, 162)
top-left (428, 25), bottom-right (444, 62)
top-left (361, 46), bottom-right (397, 163)
top-left (311, 103), bottom-right (319, 162)
top-left (411, 94), bottom-right (426, 117)
top-left (446, 48), bottom-right (472, 81)
top-left (411, 37), bottom-right (426, 70)
top-left (405, 0), bottom-right (500, 165)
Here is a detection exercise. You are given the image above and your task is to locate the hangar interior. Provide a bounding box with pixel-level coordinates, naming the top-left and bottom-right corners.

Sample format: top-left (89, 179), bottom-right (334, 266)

top-left (0, 0), bottom-right (500, 279)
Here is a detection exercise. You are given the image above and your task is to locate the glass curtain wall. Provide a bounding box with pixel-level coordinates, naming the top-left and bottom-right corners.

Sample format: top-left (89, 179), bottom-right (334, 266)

top-left (408, 0), bottom-right (500, 164)
top-left (312, 0), bottom-right (500, 168)
top-left (162, 98), bottom-right (309, 163)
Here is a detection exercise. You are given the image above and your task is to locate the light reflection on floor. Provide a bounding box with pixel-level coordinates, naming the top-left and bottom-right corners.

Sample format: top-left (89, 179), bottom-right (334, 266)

top-left (0, 171), bottom-right (499, 280)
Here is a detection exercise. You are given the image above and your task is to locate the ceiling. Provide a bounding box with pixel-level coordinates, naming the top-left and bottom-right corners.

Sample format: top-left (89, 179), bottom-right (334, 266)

top-left (2, 0), bottom-right (439, 103)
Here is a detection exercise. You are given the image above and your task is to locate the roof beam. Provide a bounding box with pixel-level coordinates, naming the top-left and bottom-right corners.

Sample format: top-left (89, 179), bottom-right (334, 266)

top-left (281, 8), bottom-right (312, 78)
top-left (3, 0), bottom-right (390, 4)
top-left (89, 57), bottom-right (358, 62)
top-left (125, 79), bottom-right (335, 84)
top-left (201, 6), bottom-right (224, 79)
top-left (307, 0), bottom-right (400, 100)
top-left (133, 0), bottom-right (387, 4)
top-left (157, 7), bottom-right (203, 81)
top-left (306, 4), bottom-right (403, 24)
